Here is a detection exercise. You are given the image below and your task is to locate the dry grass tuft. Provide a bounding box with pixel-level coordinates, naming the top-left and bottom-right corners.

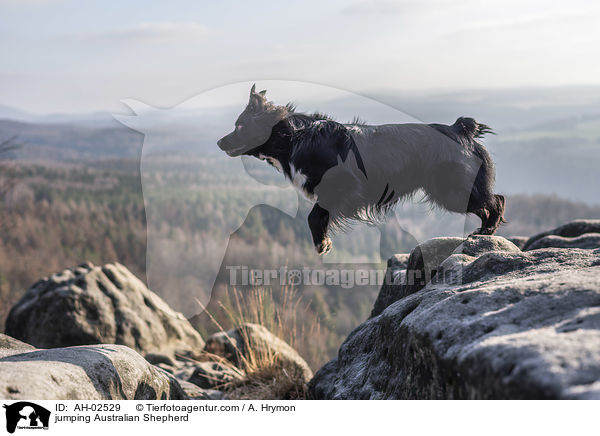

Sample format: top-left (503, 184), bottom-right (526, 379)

top-left (225, 360), bottom-right (308, 400)
top-left (197, 285), bottom-right (320, 399)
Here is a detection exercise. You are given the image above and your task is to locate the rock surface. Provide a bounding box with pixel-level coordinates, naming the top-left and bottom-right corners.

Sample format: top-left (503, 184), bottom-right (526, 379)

top-left (5, 262), bottom-right (204, 357)
top-left (371, 236), bottom-right (520, 317)
top-left (525, 233), bottom-right (600, 251)
top-left (507, 236), bottom-right (529, 250)
top-left (0, 334), bottom-right (186, 400)
top-left (173, 360), bottom-right (244, 389)
top-left (309, 233), bottom-right (600, 399)
top-left (371, 254), bottom-right (410, 318)
top-left (522, 220), bottom-right (600, 251)
top-left (205, 323), bottom-right (313, 381)
top-left (177, 380), bottom-right (225, 400)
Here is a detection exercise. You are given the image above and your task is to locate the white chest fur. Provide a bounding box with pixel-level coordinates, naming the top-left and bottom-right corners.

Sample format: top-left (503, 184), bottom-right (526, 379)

top-left (290, 164), bottom-right (317, 202)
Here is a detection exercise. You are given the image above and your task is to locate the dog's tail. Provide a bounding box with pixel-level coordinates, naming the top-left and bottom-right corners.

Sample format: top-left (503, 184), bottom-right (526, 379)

top-left (453, 117), bottom-right (494, 140)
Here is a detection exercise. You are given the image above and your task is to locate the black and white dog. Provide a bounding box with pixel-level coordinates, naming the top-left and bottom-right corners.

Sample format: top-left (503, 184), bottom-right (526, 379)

top-left (218, 85), bottom-right (505, 255)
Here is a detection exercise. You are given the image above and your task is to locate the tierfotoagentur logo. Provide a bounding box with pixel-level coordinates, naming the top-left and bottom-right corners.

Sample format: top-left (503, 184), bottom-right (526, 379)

top-left (226, 265), bottom-right (391, 288)
top-left (3, 402), bottom-right (50, 433)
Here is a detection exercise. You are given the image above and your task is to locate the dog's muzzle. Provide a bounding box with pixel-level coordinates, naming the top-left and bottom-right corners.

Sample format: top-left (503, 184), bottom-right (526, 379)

top-left (218, 138), bottom-right (245, 157)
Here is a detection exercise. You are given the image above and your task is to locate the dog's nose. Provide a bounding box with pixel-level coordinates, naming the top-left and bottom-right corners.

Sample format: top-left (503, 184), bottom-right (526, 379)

top-left (217, 139), bottom-right (222, 146)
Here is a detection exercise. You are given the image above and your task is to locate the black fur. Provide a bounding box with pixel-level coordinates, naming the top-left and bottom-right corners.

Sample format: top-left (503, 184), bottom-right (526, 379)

top-left (245, 112), bottom-right (366, 193)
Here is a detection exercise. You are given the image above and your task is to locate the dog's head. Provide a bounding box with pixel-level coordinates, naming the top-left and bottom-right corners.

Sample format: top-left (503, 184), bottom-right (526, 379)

top-left (217, 84), bottom-right (288, 156)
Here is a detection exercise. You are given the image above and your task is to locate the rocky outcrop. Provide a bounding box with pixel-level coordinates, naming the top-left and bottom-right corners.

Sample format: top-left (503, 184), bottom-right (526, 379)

top-left (2, 261), bottom-right (317, 400)
top-left (522, 220), bottom-right (600, 251)
top-left (309, 222), bottom-right (600, 399)
top-left (5, 262), bottom-right (204, 358)
top-left (0, 334), bottom-right (186, 400)
top-left (371, 236), bottom-right (520, 318)
top-left (2, 262), bottom-right (312, 400)
top-left (204, 323), bottom-right (313, 382)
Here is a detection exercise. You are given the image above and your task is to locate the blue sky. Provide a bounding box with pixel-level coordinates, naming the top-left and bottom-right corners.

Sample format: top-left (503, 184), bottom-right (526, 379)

top-left (1, 0), bottom-right (599, 113)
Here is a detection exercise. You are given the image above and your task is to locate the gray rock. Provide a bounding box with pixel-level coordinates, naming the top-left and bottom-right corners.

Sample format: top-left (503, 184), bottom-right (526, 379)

top-left (145, 353), bottom-right (176, 367)
top-left (370, 236), bottom-right (518, 317)
top-left (174, 360), bottom-right (244, 389)
top-left (177, 380), bottom-right (225, 400)
top-left (144, 348), bottom-right (243, 394)
top-left (5, 262), bottom-right (204, 357)
top-left (526, 234), bottom-right (600, 251)
top-left (454, 235), bottom-right (521, 258)
top-left (507, 236), bottom-right (529, 250)
top-left (189, 361), bottom-right (244, 389)
top-left (370, 254), bottom-right (410, 318)
top-left (307, 359), bottom-right (338, 400)
top-left (0, 334), bottom-right (35, 358)
top-left (406, 238), bottom-right (464, 294)
top-left (310, 239), bottom-right (600, 399)
top-left (0, 334), bottom-right (186, 400)
top-left (204, 323), bottom-right (313, 381)
top-left (522, 220), bottom-right (600, 251)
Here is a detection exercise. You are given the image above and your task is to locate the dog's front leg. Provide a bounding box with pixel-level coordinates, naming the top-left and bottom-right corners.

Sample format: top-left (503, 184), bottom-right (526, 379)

top-left (308, 203), bottom-right (331, 255)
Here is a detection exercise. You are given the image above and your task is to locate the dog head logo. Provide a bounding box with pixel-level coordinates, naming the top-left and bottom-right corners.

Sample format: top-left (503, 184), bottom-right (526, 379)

top-left (3, 402), bottom-right (50, 433)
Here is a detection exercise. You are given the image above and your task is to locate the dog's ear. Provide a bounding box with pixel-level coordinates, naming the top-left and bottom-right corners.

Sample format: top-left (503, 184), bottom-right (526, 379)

top-left (248, 85), bottom-right (267, 110)
top-left (249, 94), bottom-right (263, 110)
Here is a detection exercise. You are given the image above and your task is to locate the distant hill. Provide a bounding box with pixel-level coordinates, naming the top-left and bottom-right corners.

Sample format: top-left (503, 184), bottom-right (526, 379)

top-left (0, 104), bottom-right (116, 127)
top-left (0, 119), bottom-right (143, 161)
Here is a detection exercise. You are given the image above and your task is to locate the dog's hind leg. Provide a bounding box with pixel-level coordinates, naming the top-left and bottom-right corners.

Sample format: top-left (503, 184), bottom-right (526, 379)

top-left (308, 203), bottom-right (332, 255)
top-left (463, 148), bottom-right (506, 235)
top-left (484, 194), bottom-right (506, 234)
top-left (470, 194), bottom-right (506, 235)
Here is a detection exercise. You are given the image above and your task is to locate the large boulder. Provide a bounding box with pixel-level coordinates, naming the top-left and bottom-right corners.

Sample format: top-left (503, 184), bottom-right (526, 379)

top-left (5, 262), bottom-right (204, 358)
top-left (309, 236), bottom-right (600, 399)
top-left (370, 236), bottom-right (520, 317)
top-left (522, 220), bottom-right (600, 251)
top-left (0, 334), bottom-right (186, 400)
top-left (204, 323), bottom-right (313, 381)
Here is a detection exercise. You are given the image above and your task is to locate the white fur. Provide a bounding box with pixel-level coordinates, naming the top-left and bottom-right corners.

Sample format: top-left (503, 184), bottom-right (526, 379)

top-left (259, 153), bottom-right (283, 173)
top-left (290, 163), bottom-right (317, 201)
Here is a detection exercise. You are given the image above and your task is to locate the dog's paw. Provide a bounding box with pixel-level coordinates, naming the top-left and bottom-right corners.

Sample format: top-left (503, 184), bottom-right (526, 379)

top-left (316, 237), bottom-right (332, 255)
top-left (470, 227), bottom-right (495, 236)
